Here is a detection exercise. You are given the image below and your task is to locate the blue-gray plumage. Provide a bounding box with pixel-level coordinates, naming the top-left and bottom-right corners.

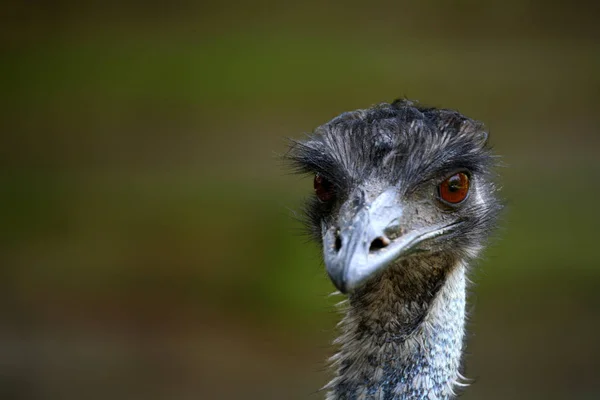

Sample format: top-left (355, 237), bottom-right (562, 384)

top-left (287, 99), bottom-right (501, 399)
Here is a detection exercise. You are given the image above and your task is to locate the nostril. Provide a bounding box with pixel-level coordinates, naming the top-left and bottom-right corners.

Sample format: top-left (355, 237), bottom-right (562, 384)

top-left (334, 230), bottom-right (342, 252)
top-left (369, 236), bottom-right (390, 253)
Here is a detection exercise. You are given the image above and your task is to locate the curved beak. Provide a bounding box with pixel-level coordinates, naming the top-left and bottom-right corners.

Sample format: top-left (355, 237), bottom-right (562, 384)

top-left (323, 188), bottom-right (457, 293)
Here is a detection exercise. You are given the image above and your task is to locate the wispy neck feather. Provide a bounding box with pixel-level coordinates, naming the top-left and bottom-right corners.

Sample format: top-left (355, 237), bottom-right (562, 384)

top-left (325, 256), bottom-right (467, 400)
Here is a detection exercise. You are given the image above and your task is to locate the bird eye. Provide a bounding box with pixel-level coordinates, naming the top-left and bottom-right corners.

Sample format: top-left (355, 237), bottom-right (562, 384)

top-left (314, 174), bottom-right (335, 202)
top-left (439, 172), bottom-right (470, 204)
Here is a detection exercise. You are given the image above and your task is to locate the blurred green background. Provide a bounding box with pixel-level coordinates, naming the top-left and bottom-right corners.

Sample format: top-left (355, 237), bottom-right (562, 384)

top-left (2, 1), bottom-right (599, 399)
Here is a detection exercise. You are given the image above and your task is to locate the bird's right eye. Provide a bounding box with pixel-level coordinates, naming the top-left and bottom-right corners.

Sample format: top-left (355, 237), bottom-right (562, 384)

top-left (314, 174), bottom-right (335, 202)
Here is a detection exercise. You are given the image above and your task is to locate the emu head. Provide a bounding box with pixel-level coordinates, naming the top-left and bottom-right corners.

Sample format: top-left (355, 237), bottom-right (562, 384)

top-left (289, 100), bottom-right (501, 293)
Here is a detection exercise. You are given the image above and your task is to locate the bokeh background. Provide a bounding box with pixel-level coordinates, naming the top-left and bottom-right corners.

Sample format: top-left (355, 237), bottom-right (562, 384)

top-left (2, 1), bottom-right (599, 399)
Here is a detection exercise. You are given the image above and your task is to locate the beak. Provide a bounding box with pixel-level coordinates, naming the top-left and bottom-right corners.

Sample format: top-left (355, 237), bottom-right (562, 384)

top-left (323, 188), bottom-right (457, 293)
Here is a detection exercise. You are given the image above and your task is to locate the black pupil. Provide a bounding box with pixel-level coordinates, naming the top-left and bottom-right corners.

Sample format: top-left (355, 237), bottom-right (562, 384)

top-left (448, 175), bottom-right (462, 192)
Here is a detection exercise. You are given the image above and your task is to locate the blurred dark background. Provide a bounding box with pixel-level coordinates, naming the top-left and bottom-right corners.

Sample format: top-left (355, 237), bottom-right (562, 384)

top-left (1, 1), bottom-right (599, 399)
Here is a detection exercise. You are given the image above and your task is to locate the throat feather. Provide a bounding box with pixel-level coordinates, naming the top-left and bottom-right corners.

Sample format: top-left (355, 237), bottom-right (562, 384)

top-left (326, 256), bottom-right (467, 400)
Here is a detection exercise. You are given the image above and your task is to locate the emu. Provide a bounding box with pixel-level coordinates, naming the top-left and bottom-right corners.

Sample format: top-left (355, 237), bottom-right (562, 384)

top-left (288, 99), bottom-right (501, 399)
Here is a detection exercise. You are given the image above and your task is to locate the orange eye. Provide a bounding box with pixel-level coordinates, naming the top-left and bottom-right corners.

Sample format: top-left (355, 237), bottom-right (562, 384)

top-left (439, 172), bottom-right (470, 204)
top-left (314, 174), bottom-right (335, 202)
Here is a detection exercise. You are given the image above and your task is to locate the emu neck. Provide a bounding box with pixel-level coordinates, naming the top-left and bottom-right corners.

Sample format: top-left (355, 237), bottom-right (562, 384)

top-left (326, 255), bottom-right (466, 400)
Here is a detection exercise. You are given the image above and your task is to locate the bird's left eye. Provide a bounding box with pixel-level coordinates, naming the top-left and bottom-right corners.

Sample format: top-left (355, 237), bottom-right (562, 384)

top-left (439, 172), bottom-right (470, 204)
top-left (314, 174), bottom-right (335, 202)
